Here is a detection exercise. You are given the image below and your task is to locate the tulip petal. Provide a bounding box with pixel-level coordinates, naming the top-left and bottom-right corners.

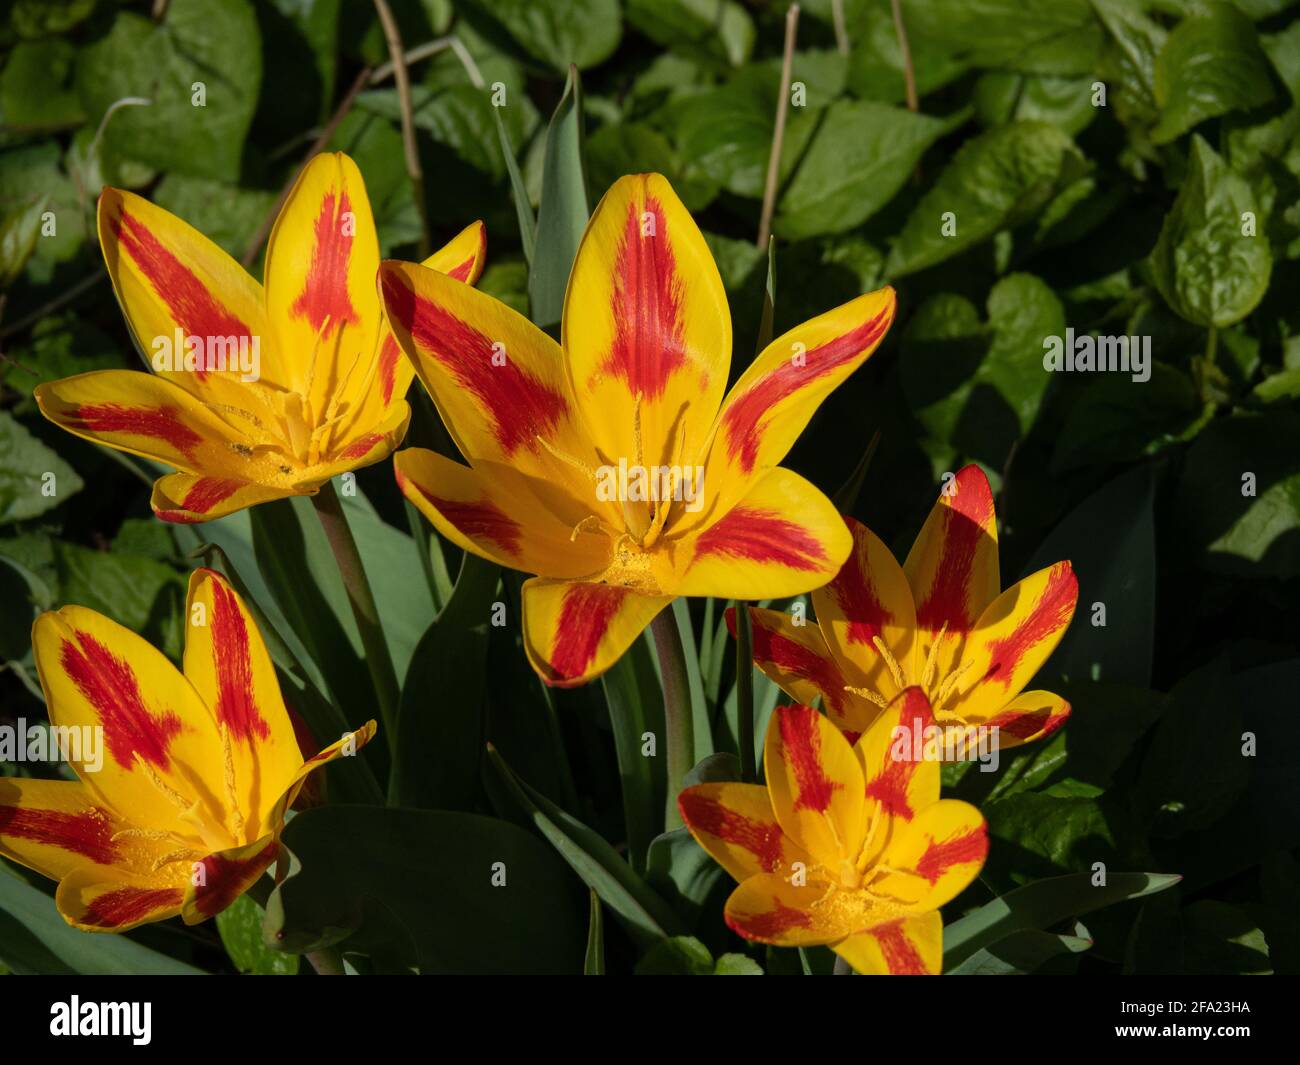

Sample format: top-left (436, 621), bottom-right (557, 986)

top-left (379, 259), bottom-right (595, 496)
top-left (521, 579), bottom-right (670, 688)
top-left (763, 704), bottom-right (866, 870)
top-left (55, 869), bottom-right (186, 932)
top-left (832, 911), bottom-right (942, 975)
top-left (694, 287), bottom-right (895, 528)
top-left (267, 720), bottom-right (378, 828)
top-left (97, 188), bottom-right (272, 402)
top-left (561, 174), bottom-right (730, 495)
top-left (872, 799), bottom-right (988, 911)
top-left (150, 473), bottom-right (290, 524)
top-left (976, 689), bottom-right (1072, 749)
top-left (182, 834), bottom-right (280, 924)
top-left (812, 517), bottom-right (918, 708)
top-left (264, 152), bottom-right (381, 405)
top-left (724, 872), bottom-right (886, 947)
top-left (855, 688), bottom-right (941, 855)
top-left (31, 608), bottom-right (230, 849)
top-left (395, 447), bottom-right (608, 580)
top-left (903, 465), bottom-right (1000, 667)
top-left (182, 569), bottom-right (303, 836)
top-left (300, 398), bottom-right (411, 485)
top-left (673, 467), bottom-right (851, 599)
top-left (944, 562), bottom-right (1078, 720)
top-left (677, 782), bottom-right (810, 883)
top-left (421, 219), bottom-right (487, 284)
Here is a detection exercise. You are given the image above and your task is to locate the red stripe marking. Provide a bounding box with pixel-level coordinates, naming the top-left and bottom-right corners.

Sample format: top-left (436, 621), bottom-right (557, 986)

top-left (726, 898), bottom-right (813, 942)
top-left (597, 196), bottom-right (686, 400)
top-left (111, 207), bottom-right (252, 382)
top-left (830, 520), bottom-right (894, 645)
top-left (379, 334), bottom-right (403, 405)
top-left (981, 564), bottom-right (1077, 687)
top-left (694, 508), bottom-right (827, 571)
top-left (190, 839), bottom-right (279, 919)
top-left (678, 790), bottom-right (785, 872)
top-left (543, 584), bottom-right (630, 687)
top-left (69, 404), bottom-right (204, 456)
top-left (181, 477), bottom-right (240, 514)
top-left (870, 919), bottom-right (928, 975)
top-left (723, 307), bottom-right (891, 474)
top-left (0, 806), bottom-right (120, 864)
top-left (82, 886), bottom-right (183, 928)
top-left (984, 702), bottom-right (1070, 741)
top-left (291, 190), bottom-right (359, 338)
top-left (208, 575), bottom-right (270, 742)
top-left (914, 466), bottom-right (996, 635)
top-left (728, 607), bottom-right (846, 716)
top-left (383, 272), bottom-right (567, 456)
top-left (864, 690), bottom-right (933, 820)
top-left (340, 432), bottom-right (383, 460)
top-left (777, 706), bottom-right (840, 813)
top-left (916, 824), bottom-right (988, 884)
top-left (426, 494), bottom-right (521, 555)
top-left (447, 253), bottom-right (477, 283)
top-left (60, 633), bottom-right (182, 770)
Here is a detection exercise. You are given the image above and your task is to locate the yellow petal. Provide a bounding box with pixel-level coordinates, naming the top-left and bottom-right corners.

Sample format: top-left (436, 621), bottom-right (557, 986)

top-left (151, 473), bottom-right (291, 524)
top-left (265, 720), bottom-right (378, 830)
top-left (763, 704), bottom-right (866, 870)
top-left (300, 399), bottom-right (412, 486)
top-left (969, 689), bottom-right (1072, 749)
top-left (724, 872), bottom-right (882, 947)
top-left (561, 173), bottom-right (730, 490)
top-left (521, 578), bottom-right (670, 687)
top-left (872, 798), bottom-right (987, 911)
top-left (671, 467), bottom-right (851, 599)
top-left (854, 687), bottom-right (941, 843)
top-left (421, 219), bottom-right (488, 282)
top-left (55, 868), bottom-right (186, 933)
top-left (831, 911), bottom-right (942, 975)
top-left (181, 834), bottom-right (280, 925)
top-left (677, 781), bottom-right (810, 883)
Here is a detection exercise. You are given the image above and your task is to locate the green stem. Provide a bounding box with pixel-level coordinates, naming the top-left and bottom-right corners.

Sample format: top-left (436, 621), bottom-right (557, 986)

top-left (736, 602), bottom-right (756, 783)
top-left (650, 607), bottom-right (695, 829)
top-left (311, 480), bottom-right (400, 757)
top-left (1199, 324), bottom-right (1218, 403)
top-left (306, 947), bottom-right (346, 975)
top-left (833, 955), bottom-right (853, 976)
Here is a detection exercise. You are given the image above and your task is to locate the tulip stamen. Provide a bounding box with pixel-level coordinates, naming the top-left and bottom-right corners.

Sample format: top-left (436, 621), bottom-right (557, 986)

top-left (569, 515), bottom-right (604, 542)
top-left (133, 754), bottom-right (194, 815)
top-left (871, 637), bottom-right (906, 691)
top-left (111, 827), bottom-right (171, 842)
top-left (535, 435), bottom-right (599, 481)
top-left (220, 725), bottom-right (246, 842)
top-left (920, 622), bottom-right (949, 692)
top-left (150, 847), bottom-right (201, 873)
top-left (843, 684), bottom-right (887, 708)
top-left (934, 660), bottom-right (974, 709)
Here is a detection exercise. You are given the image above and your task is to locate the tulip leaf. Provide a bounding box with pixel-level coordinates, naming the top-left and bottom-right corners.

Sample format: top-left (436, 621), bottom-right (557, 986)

top-left (584, 890), bottom-right (605, 974)
top-left (634, 934), bottom-right (762, 974)
top-left (216, 894), bottom-right (299, 975)
top-left (645, 826), bottom-right (727, 927)
top-left (529, 65), bottom-right (589, 330)
top-left (601, 636), bottom-right (666, 873)
top-left (943, 872), bottom-right (1181, 969)
top-left (0, 411), bottom-right (82, 524)
top-left (947, 925), bottom-right (1093, 975)
top-left (265, 805), bottom-right (585, 973)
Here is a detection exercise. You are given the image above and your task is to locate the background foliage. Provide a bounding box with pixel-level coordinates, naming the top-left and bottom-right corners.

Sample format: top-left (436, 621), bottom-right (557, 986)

top-left (1, 0), bottom-right (1298, 975)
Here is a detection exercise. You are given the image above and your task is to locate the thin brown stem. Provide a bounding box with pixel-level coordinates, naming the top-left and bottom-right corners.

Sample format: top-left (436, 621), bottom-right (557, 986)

top-left (890, 0), bottom-right (919, 113)
top-left (757, 4), bottom-right (800, 249)
top-left (0, 272), bottom-right (105, 342)
top-left (372, 0), bottom-right (431, 259)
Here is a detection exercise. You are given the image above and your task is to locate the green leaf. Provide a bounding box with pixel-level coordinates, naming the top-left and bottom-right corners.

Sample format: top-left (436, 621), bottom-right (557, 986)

top-left (0, 868), bottom-right (204, 975)
top-left (216, 894), bottom-right (299, 975)
top-left (584, 890), bottom-right (605, 974)
top-left (843, 4), bottom-right (968, 103)
top-left (76, 0), bottom-right (263, 182)
top-left (265, 805), bottom-right (584, 973)
top-left (152, 175), bottom-right (277, 259)
top-left (0, 38), bottom-right (84, 130)
top-left (774, 101), bottom-right (949, 240)
top-left (885, 122), bottom-right (1086, 278)
top-left (645, 826), bottom-right (726, 927)
top-left (947, 926), bottom-right (1093, 975)
top-left (1152, 2), bottom-right (1277, 145)
top-left (943, 872), bottom-right (1181, 969)
top-left (529, 66), bottom-right (589, 329)
top-left (0, 196), bottom-right (45, 289)
top-left (1149, 135), bottom-right (1271, 328)
top-left (1182, 900), bottom-right (1271, 974)
top-left (601, 638), bottom-right (665, 874)
top-left (468, 0), bottom-right (622, 72)
top-left (0, 553), bottom-right (48, 662)
top-left (52, 542), bottom-right (185, 656)
top-left (633, 934), bottom-right (761, 974)
top-left (626, 0), bottom-right (754, 68)
top-left (0, 143), bottom-right (85, 269)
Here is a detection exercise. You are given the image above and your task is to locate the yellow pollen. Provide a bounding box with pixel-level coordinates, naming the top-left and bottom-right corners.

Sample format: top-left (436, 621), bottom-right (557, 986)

top-left (221, 725), bottom-right (246, 842)
top-left (111, 828), bottom-right (171, 842)
top-left (569, 515), bottom-right (605, 542)
top-left (133, 754), bottom-right (193, 814)
top-left (871, 636), bottom-right (907, 690)
top-left (844, 684), bottom-right (888, 708)
top-left (934, 659), bottom-right (974, 708)
top-left (150, 847), bottom-right (200, 873)
top-left (921, 621), bottom-right (949, 691)
top-left (535, 434), bottom-right (599, 481)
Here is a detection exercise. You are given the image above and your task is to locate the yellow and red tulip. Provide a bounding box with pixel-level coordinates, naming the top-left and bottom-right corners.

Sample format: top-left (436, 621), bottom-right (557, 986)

top-left (381, 172), bottom-right (896, 687)
top-left (0, 568), bottom-right (375, 932)
top-left (678, 691), bottom-right (986, 974)
top-left (734, 464), bottom-right (1078, 752)
top-left (34, 152), bottom-right (486, 524)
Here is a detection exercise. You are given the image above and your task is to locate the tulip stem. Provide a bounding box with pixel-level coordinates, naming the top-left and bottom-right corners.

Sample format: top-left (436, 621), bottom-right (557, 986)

top-left (311, 480), bottom-right (400, 757)
top-left (650, 608), bottom-right (695, 829)
top-left (736, 603), bottom-right (757, 783)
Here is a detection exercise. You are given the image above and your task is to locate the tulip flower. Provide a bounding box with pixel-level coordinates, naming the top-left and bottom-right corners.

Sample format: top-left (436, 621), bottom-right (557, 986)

top-left (381, 173), bottom-right (895, 687)
top-left (733, 464), bottom-right (1078, 752)
top-left (0, 568), bottom-right (375, 932)
top-left (34, 152), bottom-right (485, 524)
top-left (679, 692), bottom-right (986, 974)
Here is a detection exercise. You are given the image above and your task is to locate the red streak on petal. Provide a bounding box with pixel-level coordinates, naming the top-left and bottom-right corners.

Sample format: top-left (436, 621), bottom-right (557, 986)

top-left (981, 564), bottom-right (1077, 687)
top-left (678, 791), bottom-right (784, 872)
top-left (915, 467), bottom-right (996, 635)
top-left (180, 477), bottom-right (241, 515)
top-left (112, 209), bottom-right (252, 382)
top-left (379, 334), bottom-right (402, 405)
top-left (727, 898), bottom-right (813, 942)
top-left (70, 404), bottom-right (203, 457)
top-left (0, 806), bottom-right (120, 864)
top-left (830, 523), bottom-right (894, 645)
top-left (209, 577), bottom-right (270, 742)
top-left (728, 607), bottom-right (846, 716)
top-left (777, 706), bottom-right (840, 814)
top-left (190, 839), bottom-right (279, 919)
top-left (864, 692), bottom-right (933, 820)
top-left (544, 584), bottom-right (629, 686)
top-left (695, 508), bottom-right (827, 572)
top-left (916, 824), bottom-right (988, 884)
top-left (870, 919), bottom-right (928, 975)
top-left (598, 196), bottom-right (686, 400)
top-left (723, 308), bottom-right (891, 474)
top-left (82, 886), bottom-right (183, 928)
top-left (291, 190), bottom-right (359, 338)
top-left (340, 432), bottom-right (383, 460)
top-left (60, 633), bottom-right (182, 771)
top-left (447, 253), bottom-right (477, 283)
top-left (426, 493), bottom-right (522, 555)
top-left (984, 703), bottom-right (1068, 740)
top-left (383, 273), bottom-right (567, 456)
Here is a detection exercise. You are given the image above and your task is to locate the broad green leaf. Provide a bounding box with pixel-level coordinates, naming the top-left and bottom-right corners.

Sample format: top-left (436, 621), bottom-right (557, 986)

top-left (634, 935), bottom-right (762, 974)
top-left (885, 122), bottom-right (1086, 278)
top-left (0, 196), bottom-right (45, 289)
top-left (0, 553), bottom-right (48, 662)
top-left (983, 790), bottom-right (1121, 883)
top-left (0, 143), bottom-right (84, 269)
top-left (52, 541), bottom-right (185, 656)
top-left (467, 0), bottom-right (622, 72)
top-left (943, 872), bottom-right (1181, 969)
top-left (265, 805), bottom-right (584, 973)
top-left (901, 0), bottom-right (1103, 77)
top-left (843, 3), bottom-right (968, 103)
top-left (216, 894), bottom-right (299, 975)
top-left (602, 637), bottom-right (666, 874)
top-left (10, 0), bottom-right (96, 37)
top-left (0, 39), bottom-right (84, 130)
top-left (1152, 2), bottom-right (1277, 145)
top-left (645, 826), bottom-right (726, 927)
top-left (626, 0), bottom-right (754, 68)
top-left (947, 926), bottom-right (1092, 975)
top-left (1182, 900), bottom-right (1271, 974)
top-left (152, 175), bottom-right (278, 258)
top-left (253, 0), bottom-right (341, 144)
top-left (1149, 135), bottom-right (1271, 327)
